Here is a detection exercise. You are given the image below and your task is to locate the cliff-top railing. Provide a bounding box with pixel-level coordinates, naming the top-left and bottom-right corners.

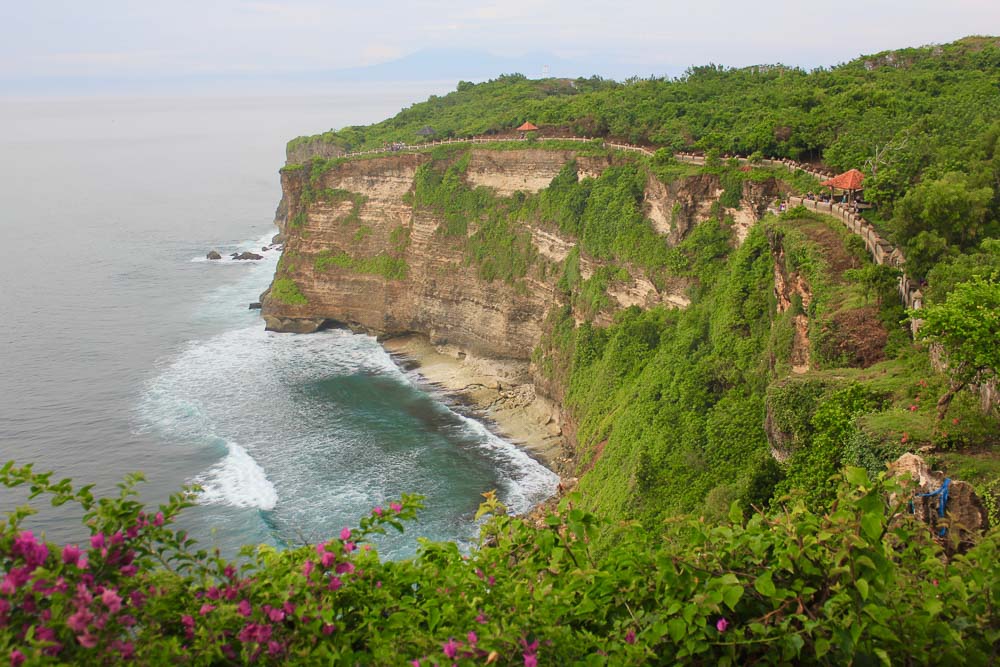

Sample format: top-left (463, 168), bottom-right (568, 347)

top-left (318, 135), bottom-right (916, 311)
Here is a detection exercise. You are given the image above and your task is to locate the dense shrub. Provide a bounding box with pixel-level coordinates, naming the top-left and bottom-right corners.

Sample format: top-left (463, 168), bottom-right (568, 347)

top-left (2, 463), bottom-right (998, 665)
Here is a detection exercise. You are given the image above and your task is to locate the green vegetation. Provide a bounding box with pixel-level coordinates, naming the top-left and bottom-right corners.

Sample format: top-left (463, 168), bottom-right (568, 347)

top-left (17, 37), bottom-right (996, 662)
top-left (3, 463), bottom-right (999, 664)
top-left (269, 278), bottom-right (308, 305)
top-left (915, 277), bottom-right (1000, 420)
top-left (287, 37), bottom-right (1000, 304)
top-left (315, 250), bottom-right (408, 280)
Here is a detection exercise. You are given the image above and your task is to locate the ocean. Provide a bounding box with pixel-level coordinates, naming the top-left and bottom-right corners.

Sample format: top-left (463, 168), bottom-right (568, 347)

top-left (0, 88), bottom-right (557, 558)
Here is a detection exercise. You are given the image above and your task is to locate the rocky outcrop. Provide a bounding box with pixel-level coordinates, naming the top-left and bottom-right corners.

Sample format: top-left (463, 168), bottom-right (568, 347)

top-left (644, 173), bottom-right (721, 245)
top-left (771, 242), bottom-right (813, 374)
top-left (206, 250), bottom-right (222, 260)
top-left (262, 147), bottom-right (760, 410)
top-left (286, 138), bottom-right (346, 165)
top-left (888, 453), bottom-right (989, 550)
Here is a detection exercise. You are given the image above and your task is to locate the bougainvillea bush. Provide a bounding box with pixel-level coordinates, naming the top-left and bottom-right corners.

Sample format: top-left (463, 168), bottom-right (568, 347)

top-left (1, 461), bottom-right (998, 665)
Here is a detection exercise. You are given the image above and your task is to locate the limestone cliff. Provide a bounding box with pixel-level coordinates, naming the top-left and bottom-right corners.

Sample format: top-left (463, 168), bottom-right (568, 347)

top-left (262, 147), bottom-right (770, 378)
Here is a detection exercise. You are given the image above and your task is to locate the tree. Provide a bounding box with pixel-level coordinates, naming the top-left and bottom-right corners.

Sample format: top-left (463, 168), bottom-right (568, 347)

top-left (894, 172), bottom-right (994, 249)
top-left (844, 264), bottom-right (902, 306)
top-left (913, 276), bottom-right (1000, 421)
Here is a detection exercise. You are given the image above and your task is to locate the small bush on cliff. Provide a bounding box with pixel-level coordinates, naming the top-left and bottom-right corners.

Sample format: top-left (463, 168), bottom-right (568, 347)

top-left (269, 278), bottom-right (308, 305)
top-left (2, 462), bottom-right (998, 665)
top-left (314, 250), bottom-right (408, 281)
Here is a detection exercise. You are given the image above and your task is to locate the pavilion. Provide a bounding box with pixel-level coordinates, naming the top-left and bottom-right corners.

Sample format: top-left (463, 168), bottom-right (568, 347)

top-left (820, 169), bottom-right (865, 204)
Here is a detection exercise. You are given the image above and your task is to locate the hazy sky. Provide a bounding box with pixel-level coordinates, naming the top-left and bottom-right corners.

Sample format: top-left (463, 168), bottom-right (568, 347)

top-left (4, 1), bottom-right (998, 92)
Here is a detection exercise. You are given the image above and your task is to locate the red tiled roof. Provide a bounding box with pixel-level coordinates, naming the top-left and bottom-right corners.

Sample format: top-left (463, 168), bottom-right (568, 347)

top-left (820, 169), bottom-right (865, 190)
top-left (516, 122), bottom-right (539, 131)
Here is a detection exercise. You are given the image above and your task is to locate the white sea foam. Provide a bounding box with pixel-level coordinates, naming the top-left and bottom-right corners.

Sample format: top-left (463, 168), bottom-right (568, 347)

top-left (140, 237), bottom-right (558, 548)
top-left (195, 440), bottom-right (278, 510)
top-left (189, 230), bottom-right (281, 264)
top-left (456, 413), bottom-right (559, 514)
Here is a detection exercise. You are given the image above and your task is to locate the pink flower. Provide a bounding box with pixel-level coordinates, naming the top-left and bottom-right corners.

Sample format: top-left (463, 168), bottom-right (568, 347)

top-left (62, 544), bottom-right (82, 566)
top-left (344, 542), bottom-right (356, 553)
top-left (67, 610), bottom-right (93, 633)
top-left (373, 506), bottom-right (383, 516)
top-left (118, 565), bottom-right (137, 577)
top-left (153, 512), bottom-right (165, 527)
top-left (101, 589), bottom-right (122, 614)
top-left (181, 614), bottom-right (195, 638)
top-left (390, 502), bottom-right (403, 513)
top-left (199, 604), bottom-right (216, 616)
top-left (488, 575), bottom-right (496, 586)
top-left (375, 581), bottom-right (382, 588)
top-left (10, 650), bottom-right (25, 667)
top-left (524, 654), bottom-right (538, 667)
top-left (12, 531), bottom-right (49, 568)
top-left (335, 562), bottom-right (355, 575)
top-left (322, 623), bottom-right (336, 635)
top-left (112, 640), bottom-right (134, 659)
top-left (268, 641), bottom-right (283, 656)
top-left (467, 631), bottom-right (478, 645)
top-left (442, 638), bottom-right (459, 659)
top-left (268, 608), bottom-right (284, 622)
top-left (716, 617), bottom-right (729, 632)
top-left (237, 599), bottom-right (252, 617)
top-left (321, 552), bottom-right (336, 569)
top-left (339, 527), bottom-right (351, 541)
top-left (77, 633), bottom-right (98, 649)
top-left (328, 577), bottom-right (342, 591)
top-left (410, 661), bottom-right (420, 667)
top-left (475, 613), bottom-right (487, 624)
top-left (90, 533), bottom-right (105, 550)
top-left (625, 629), bottom-right (636, 644)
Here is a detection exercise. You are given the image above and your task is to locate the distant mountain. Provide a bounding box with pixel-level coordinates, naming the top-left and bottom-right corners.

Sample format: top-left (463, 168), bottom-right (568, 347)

top-left (1, 49), bottom-right (683, 96)
top-left (315, 48), bottom-right (681, 83)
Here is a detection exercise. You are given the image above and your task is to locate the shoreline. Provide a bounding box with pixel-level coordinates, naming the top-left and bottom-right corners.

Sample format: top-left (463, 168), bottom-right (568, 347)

top-left (381, 334), bottom-right (570, 479)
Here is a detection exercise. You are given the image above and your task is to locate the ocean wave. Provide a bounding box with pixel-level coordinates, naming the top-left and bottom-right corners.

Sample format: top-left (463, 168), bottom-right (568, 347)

top-left (189, 230), bottom-right (281, 264)
top-left (194, 439), bottom-right (278, 510)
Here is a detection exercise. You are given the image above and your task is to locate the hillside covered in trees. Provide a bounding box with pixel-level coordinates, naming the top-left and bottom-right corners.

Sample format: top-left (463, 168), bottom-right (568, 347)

top-left (3, 37), bottom-right (1000, 664)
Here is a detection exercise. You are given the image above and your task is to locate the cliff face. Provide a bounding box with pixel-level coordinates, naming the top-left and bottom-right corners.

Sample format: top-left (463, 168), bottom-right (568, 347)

top-left (262, 148), bottom-right (763, 366)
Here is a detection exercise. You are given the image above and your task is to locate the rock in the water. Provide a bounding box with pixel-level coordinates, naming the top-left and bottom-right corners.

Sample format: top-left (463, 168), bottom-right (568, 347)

top-left (234, 251), bottom-right (264, 261)
top-left (262, 246), bottom-right (269, 252)
top-left (206, 250), bottom-right (222, 260)
top-left (248, 302), bottom-right (262, 310)
top-left (888, 453), bottom-right (989, 550)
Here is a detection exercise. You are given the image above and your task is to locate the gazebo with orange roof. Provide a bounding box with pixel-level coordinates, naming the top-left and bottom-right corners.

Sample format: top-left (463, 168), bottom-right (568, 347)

top-left (516, 121), bottom-right (539, 132)
top-left (820, 169), bottom-right (865, 203)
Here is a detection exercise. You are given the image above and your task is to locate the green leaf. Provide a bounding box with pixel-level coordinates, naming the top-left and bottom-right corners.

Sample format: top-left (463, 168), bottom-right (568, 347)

top-left (845, 466), bottom-right (869, 487)
top-left (924, 598), bottom-right (943, 616)
top-left (723, 585), bottom-right (743, 610)
top-left (754, 570), bottom-right (776, 598)
top-left (667, 618), bottom-right (686, 642)
top-left (861, 513), bottom-right (882, 542)
top-left (856, 578), bottom-right (869, 601)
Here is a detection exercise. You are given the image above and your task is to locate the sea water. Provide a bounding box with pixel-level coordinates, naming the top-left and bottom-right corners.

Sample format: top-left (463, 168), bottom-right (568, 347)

top-left (0, 89), bottom-right (557, 558)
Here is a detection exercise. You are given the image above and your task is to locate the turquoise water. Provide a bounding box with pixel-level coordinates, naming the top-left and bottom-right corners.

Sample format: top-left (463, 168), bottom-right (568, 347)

top-left (0, 91), bottom-right (557, 558)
